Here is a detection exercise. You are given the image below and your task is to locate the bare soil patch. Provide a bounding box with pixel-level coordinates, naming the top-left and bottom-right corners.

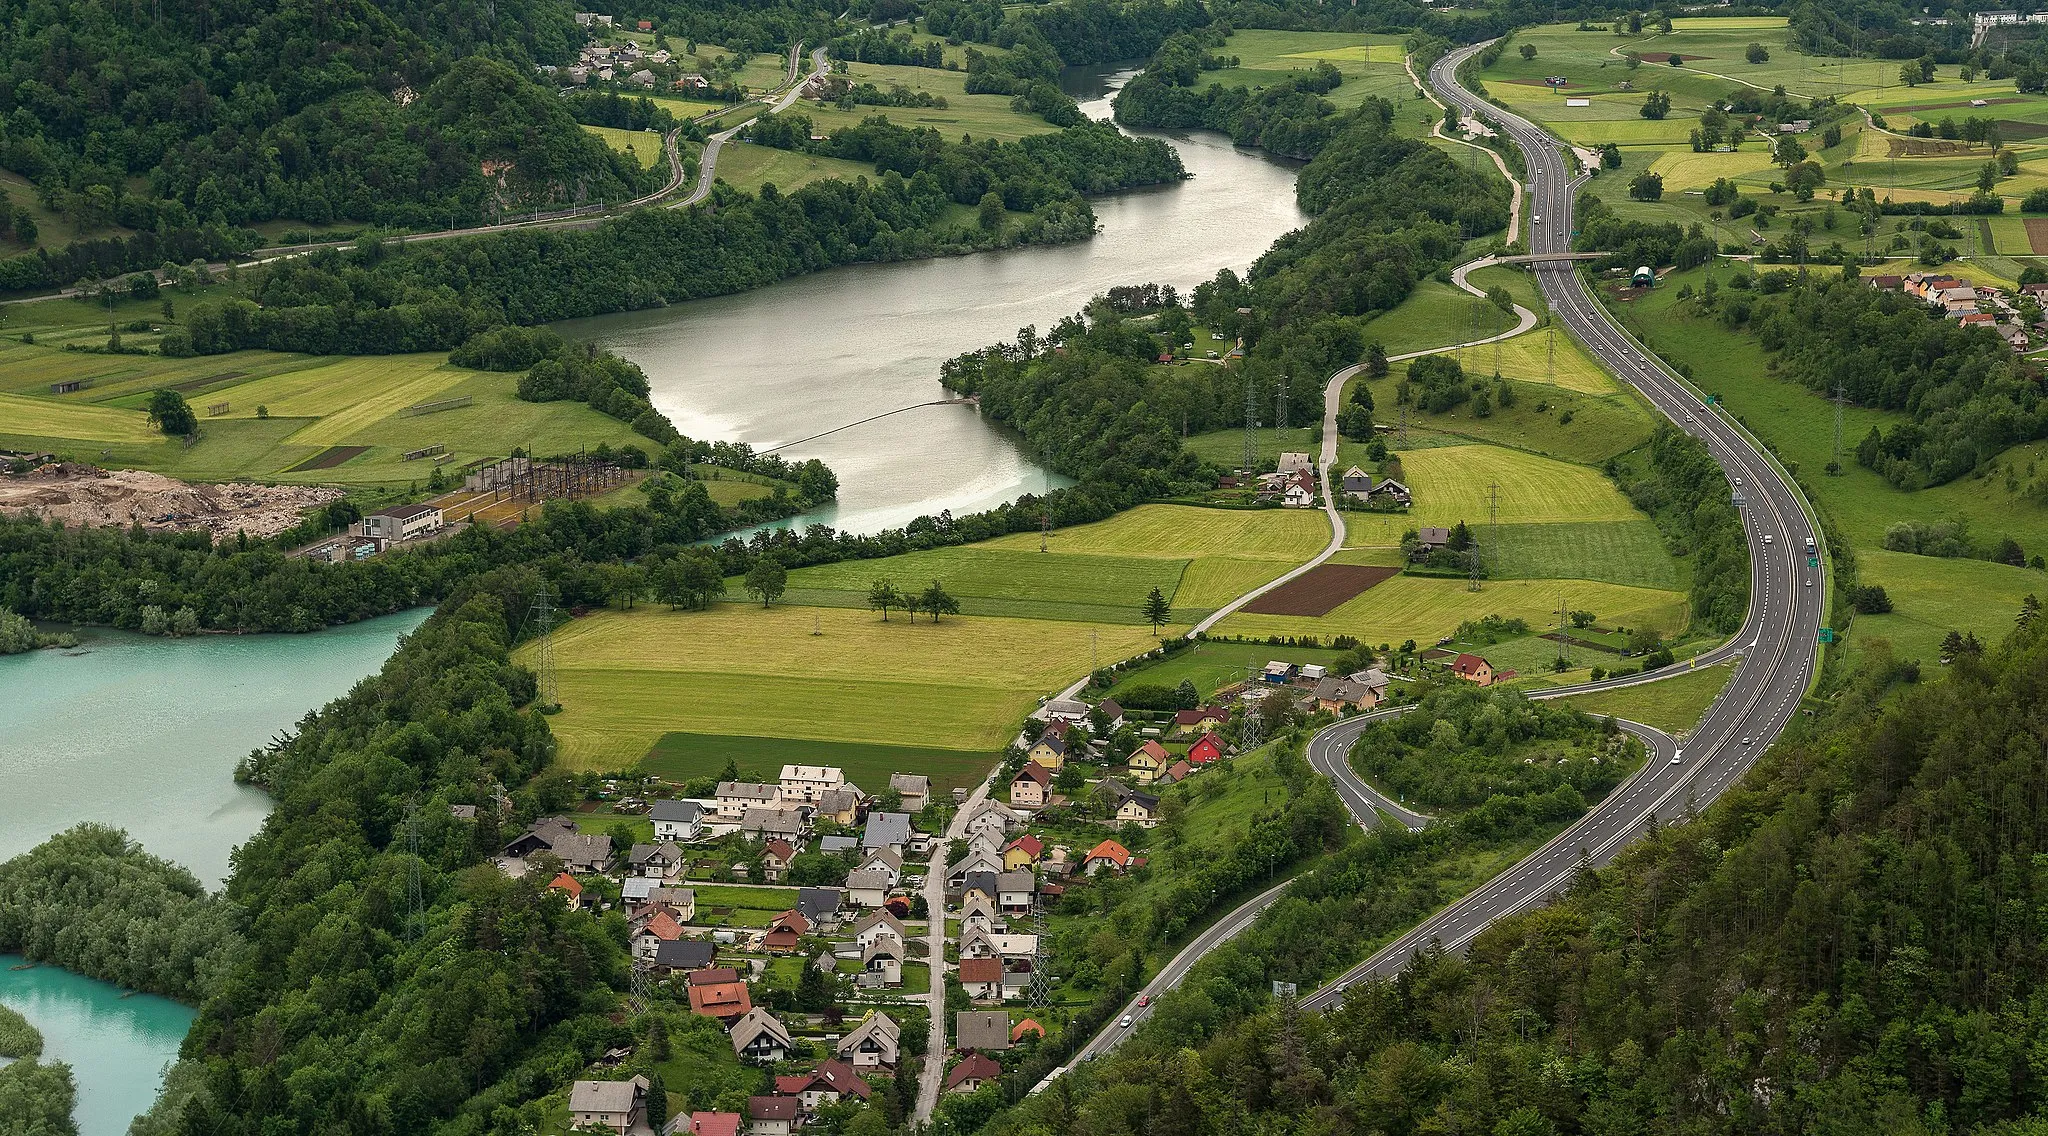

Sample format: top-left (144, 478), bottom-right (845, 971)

top-left (2026, 218), bottom-right (2048, 254)
top-left (288, 445), bottom-right (369, 472)
top-left (1241, 564), bottom-right (1398, 617)
top-left (0, 463), bottom-right (341, 540)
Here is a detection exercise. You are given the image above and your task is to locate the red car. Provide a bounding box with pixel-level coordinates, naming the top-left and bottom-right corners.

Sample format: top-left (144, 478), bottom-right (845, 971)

top-left (1136, 994), bottom-right (1150, 1008)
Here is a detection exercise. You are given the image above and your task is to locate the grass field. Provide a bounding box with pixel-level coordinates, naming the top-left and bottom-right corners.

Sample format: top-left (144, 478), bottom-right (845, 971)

top-left (1850, 550), bottom-right (2045, 665)
top-left (790, 61), bottom-right (1056, 143)
top-left (781, 546), bottom-right (1189, 624)
top-left (1488, 520), bottom-right (1682, 589)
top-left (1401, 444), bottom-right (1647, 526)
top-left (984, 503), bottom-right (1331, 561)
top-left (0, 391), bottom-right (157, 442)
top-left (1181, 427), bottom-right (1317, 470)
top-left (1345, 361), bottom-right (1656, 467)
top-left (582, 124), bottom-right (666, 168)
top-left (1187, 30), bottom-right (1417, 113)
top-left (1216, 574), bottom-right (1688, 645)
top-left (1104, 640), bottom-right (1352, 699)
top-left (530, 604), bottom-right (1159, 769)
top-left (714, 142), bottom-right (883, 194)
top-left (1555, 662), bottom-right (1733, 733)
top-left (643, 731), bottom-right (991, 795)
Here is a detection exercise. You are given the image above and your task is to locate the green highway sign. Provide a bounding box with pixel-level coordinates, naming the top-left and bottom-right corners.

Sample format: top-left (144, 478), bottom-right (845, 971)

top-left (1808, 556), bottom-right (1819, 568)
top-left (1818, 628), bottom-right (1835, 643)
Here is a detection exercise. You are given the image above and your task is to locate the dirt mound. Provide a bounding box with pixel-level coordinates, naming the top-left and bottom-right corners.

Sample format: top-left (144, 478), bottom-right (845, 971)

top-left (0, 463), bottom-right (342, 541)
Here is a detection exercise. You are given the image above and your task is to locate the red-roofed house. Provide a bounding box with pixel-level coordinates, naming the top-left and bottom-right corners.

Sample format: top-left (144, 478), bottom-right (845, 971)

top-left (1001, 834), bottom-right (1044, 870)
top-left (763, 910), bottom-right (810, 953)
top-left (1128, 739), bottom-right (1172, 783)
top-left (633, 910), bottom-right (685, 957)
top-left (1083, 839), bottom-right (1132, 876)
top-left (686, 968), bottom-right (752, 1022)
top-left (747, 1094), bottom-right (800, 1136)
top-left (1011, 1018), bottom-right (1046, 1043)
top-left (958, 957), bottom-right (1005, 1002)
top-left (761, 838), bottom-right (797, 882)
top-left (1009, 760), bottom-right (1052, 809)
top-left (1171, 706), bottom-right (1228, 733)
top-left (690, 1113), bottom-right (742, 1136)
top-left (1449, 653), bottom-right (1495, 686)
top-left (1156, 758), bottom-right (1196, 786)
top-left (547, 872), bottom-right (583, 908)
top-left (774, 1060), bottom-right (872, 1110)
top-left (1188, 733), bottom-right (1225, 764)
top-left (945, 1053), bottom-right (1003, 1094)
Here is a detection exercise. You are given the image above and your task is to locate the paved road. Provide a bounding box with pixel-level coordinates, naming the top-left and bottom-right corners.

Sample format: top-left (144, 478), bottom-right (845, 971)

top-left (676, 46), bottom-right (829, 208)
top-left (911, 771), bottom-right (994, 1124)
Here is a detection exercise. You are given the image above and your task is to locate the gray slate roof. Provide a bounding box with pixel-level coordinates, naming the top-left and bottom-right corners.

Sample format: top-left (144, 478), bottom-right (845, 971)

top-left (955, 1011), bottom-right (1013, 1052)
top-left (863, 811), bottom-right (912, 849)
top-left (650, 799), bottom-right (702, 824)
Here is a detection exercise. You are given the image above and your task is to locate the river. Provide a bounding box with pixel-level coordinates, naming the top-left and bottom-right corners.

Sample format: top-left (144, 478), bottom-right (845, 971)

top-left (0, 609), bottom-right (432, 889)
top-left (562, 63), bottom-right (1307, 535)
top-left (0, 956), bottom-right (195, 1136)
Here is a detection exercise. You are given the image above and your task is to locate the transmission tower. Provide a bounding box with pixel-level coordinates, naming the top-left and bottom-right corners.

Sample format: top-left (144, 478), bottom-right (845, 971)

top-left (1831, 385), bottom-right (1847, 469)
top-left (1556, 592), bottom-right (1572, 669)
top-left (1488, 481), bottom-right (1499, 568)
top-left (1397, 404), bottom-right (1409, 445)
top-left (1027, 901), bottom-right (1053, 1007)
top-left (629, 960), bottom-right (650, 1013)
top-left (528, 584), bottom-right (560, 711)
top-left (1467, 536), bottom-right (1482, 593)
top-left (1546, 325), bottom-right (1557, 387)
top-left (1242, 379), bottom-right (1260, 475)
top-left (403, 799), bottom-right (423, 942)
top-left (1275, 380), bottom-right (1290, 435)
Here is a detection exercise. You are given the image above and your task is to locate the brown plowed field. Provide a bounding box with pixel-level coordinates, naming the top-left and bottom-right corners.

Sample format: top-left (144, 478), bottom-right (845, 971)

top-left (2025, 218), bottom-right (2048, 255)
top-left (1241, 564), bottom-right (1399, 617)
top-left (287, 445), bottom-right (369, 472)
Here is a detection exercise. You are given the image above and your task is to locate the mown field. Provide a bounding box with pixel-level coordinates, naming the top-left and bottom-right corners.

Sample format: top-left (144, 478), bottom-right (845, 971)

top-left (1399, 443), bottom-right (1646, 526)
top-left (1103, 640), bottom-right (1353, 701)
top-left (787, 60), bottom-right (1058, 143)
top-left (1553, 662), bottom-right (1733, 733)
top-left (713, 142), bottom-right (884, 194)
top-left (1487, 519), bottom-right (1683, 588)
top-left (1215, 574), bottom-right (1689, 646)
top-left (528, 604), bottom-right (1161, 770)
top-left (643, 731), bottom-right (991, 796)
top-left (780, 545), bottom-right (1189, 625)
top-left (1193, 30), bottom-right (1417, 113)
top-left (581, 124), bottom-right (667, 168)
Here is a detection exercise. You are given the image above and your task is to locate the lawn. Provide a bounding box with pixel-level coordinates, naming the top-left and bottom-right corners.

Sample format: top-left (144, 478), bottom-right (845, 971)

top-left (1555, 662), bottom-right (1734, 734)
top-left (780, 546), bottom-right (1189, 625)
top-left (529, 604), bottom-right (1159, 769)
top-left (1399, 444), bottom-right (1647, 526)
top-left (1849, 550), bottom-right (2045, 666)
top-left (582, 124), bottom-right (666, 168)
top-left (1215, 574), bottom-right (1689, 645)
top-left (643, 731), bottom-right (992, 795)
top-left (1103, 640), bottom-right (1351, 699)
top-left (1487, 519), bottom-right (1682, 589)
top-left (712, 142), bottom-right (883, 194)
top-left (787, 61), bottom-right (1056, 143)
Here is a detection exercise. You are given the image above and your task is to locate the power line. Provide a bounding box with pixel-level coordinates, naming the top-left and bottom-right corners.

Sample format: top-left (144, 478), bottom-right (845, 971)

top-left (529, 584), bottom-right (560, 712)
top-left (1242, 377), bottom-right (1259, 476)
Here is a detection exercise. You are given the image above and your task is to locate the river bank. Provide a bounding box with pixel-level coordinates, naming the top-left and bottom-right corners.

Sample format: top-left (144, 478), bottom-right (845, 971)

top-left (562, 62), bottom-right (1307, 536)
top-left (0, 956), bottom-right (194, 1136)
top-left (0, 608), bottom-right (433, 888)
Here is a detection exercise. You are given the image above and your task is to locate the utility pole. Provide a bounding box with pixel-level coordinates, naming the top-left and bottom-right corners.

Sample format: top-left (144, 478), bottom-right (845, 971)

top-left (1488, 481), bottom-right (1499, 572)
top-left (1556, 593), bottom-right (1572, 669)
top-left (529, 584), bottom-right (560, 712)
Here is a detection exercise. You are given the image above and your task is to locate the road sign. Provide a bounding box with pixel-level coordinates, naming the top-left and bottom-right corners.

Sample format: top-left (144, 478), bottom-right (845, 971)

top-left (1732, 493), bottom-right (1745, 506)
top-left (1818, 628), bottom-right (1835, 643)
top-left (1272, 981), bottom-right (1298, 997)
top-left (1808, 556), bottom-right (1819, 568)
top-left (1706, 394), bottom-right (1719, 404)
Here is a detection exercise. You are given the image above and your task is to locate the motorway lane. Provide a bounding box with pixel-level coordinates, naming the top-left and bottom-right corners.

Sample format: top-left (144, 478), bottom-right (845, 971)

top-left (1289, 41), bottom-right (1823, 1008)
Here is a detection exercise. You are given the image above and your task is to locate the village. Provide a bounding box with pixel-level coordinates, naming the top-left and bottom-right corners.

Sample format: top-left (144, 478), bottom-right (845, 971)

top-left (504, 641), bottom-right (1438, 1135)
top-left (1864, 268), bottom-right (2048, 354)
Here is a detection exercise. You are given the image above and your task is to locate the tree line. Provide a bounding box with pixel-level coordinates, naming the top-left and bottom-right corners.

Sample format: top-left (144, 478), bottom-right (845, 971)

top-left (1609, 424), bottom-right (1752, 635)
top-left (1113, 28), bottom-right (1347, 160)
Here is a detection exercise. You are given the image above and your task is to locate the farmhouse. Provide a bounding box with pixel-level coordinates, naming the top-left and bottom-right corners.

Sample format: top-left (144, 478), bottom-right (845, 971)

top-left (837, 1010), bottom-right (902, 1068)
top-left (889, 773), bottom-right (931, 812)
top-left (567, 1076), bottom-right (647, 1134)
top-left (780, 764), bottom-right (845, 803)
top-left (650, 799), bottom-right (704, 841)
top-left (715, 781), bottom-right (779, 818)
top-left (360, 503), bottom-right (443, 542)
top-left (504, 819), bottom-right (613, 873)
top-left (1312, 675), bottom-right (1384, 713)
top-left (731, 1008), bottom-right (795, 1063)
top-left (1449, 653), bottom-right (1496, 686)
top-left (1042, 698), bottom-right (1090, 724)
top-left (1009, 761), bottom-right (1053, 808)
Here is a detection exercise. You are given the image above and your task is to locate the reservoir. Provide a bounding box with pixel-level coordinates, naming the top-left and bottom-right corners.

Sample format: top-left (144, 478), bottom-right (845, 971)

top-left (0, 956), bottom-right (196, 1136)
top-left (0, 608), bottom-right (432, 888)
top-left (566, 64), bottom-right (1307, 535)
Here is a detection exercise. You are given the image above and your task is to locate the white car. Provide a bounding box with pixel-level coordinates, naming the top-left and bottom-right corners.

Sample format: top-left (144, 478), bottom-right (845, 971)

top-left (1119, 1015), bottom-right (1133, 1028)
top-left (1763, 535), bottom-right (1773, 544)
top-left (1742, 737), bottom-right (1754, 746)
top-left (1533, 215), bottom-right (1543, 224)
top-left (1670, 748), bottom-right (1684, 765)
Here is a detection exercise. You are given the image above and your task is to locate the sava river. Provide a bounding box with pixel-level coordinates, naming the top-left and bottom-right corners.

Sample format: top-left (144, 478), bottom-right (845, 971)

top-left (561, 63), bottom-right (1309, 535)
top-left (1, 63), bottom-right (1305, 1135)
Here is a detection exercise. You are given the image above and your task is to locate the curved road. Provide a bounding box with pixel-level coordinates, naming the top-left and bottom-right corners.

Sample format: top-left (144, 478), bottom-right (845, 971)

top-left (1049, 38), bottom-right (1825, 1065)
top-left (676, 46), bottom-right (830, 208)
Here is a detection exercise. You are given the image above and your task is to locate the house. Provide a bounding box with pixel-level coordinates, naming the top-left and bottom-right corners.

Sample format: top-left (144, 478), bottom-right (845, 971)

top-left (360, 503), bottom-right (443, 542)
top-left (628, 842), bottom-right (686, 878)
top-left (1414, 526), bottom-right (1452, 553)
top-left (856, 848), bottom-right (903, 887)
top-left (1311, 675), bottom-right (1383, 714)
top-left (1024, 731), bottom-right (1068, 771)
top-left (1128, 739), bottom-right (1172, 783)
top-left (775, 1060), bottom-right (873, 1111)
top-left (998, 959), bottom-right (1033, 1000)
top-left (814, 788), bottom-right (861, 826)
top-left (947, 850), bottom-right (1004, 891)
top-left (1188, 733), bottom-right (1226, 765)
top-left (1084, 839), bottom-right (1133, 875)
top-left (961, 869), bottom-right (1000, 908)
top-left (955, 1011), bottom-right (1014, 1052)
top-left (634, 911), bottom-right (686, 958)
top-left (649, 939), bottom-right (717, 976)
top-left (958, 925), bottom-right (1000, 960)
top-left (838, 1010), bottom-right (902, 1068)
top-left (843, 867), bottom-right (894, 908)
top-left (1369, 478), bottom-right (1413, 506)
top-left (1277, 451), bottom-right (1314, 474)
top-left (1960, 311), bottom-right (1996, 328)
top-left (960, 894), bottom-right (1003, 934)
top-left (1341, 466), bottom-right (1374, 497)
top-left (862, 936), bottom-right (903, 985)
top-left (762, 910), bottom-right (810, 953)
top-left (715, 782), bottom-right (780, 818)
top-left (1042, 698), bottom-right (1090, 724)
top-left (996, 870), bottom-right (1036, 914)
top-left (731, 1008), bottom-right (794, 1064)
top-left (1001, 834), bottom-right (1044, 870)
top-left (760, 839), bottom-right (797, 882)
top-left (1009, 761), bottom-right (1053, 808)
top-left (853, 909), bottom-right (908, 950)
top-left (622, 876), bottom-right (663, 904)
top-left (568, 1076), bottom-right (647, 1133)
top-left (1999, 322), bottom-right (2031, 351)
top-left (1094, 699), bottom-right (1126, 730)
top-left (961, 799), bottom-right (1022, 840)
top-left (689, 1113), bottom-right (742, 1136)
top-left (780, 764), bottom-right (845, 803)
top-left (746, 1094), bottom-right (800, 1136)
top-left (945, 1053), bottom-right (1003, 1094)
top-left (740, 808), bottom-right (806, 842)
top-left (862, 812), bottom-right (913, 855)
top-left (646, 886), bottom-right (697, 922)
top-left (547, 872), bottom-right (584, 908)
top-left (796, 887), bottom-right (842, 924)
top-left (635, 17), bottom-right (652, 28)
top-left (1012, 1018), bottom-right (1047, 1043)
top-left (650, 800), bottom-right (704, 841)
top-left (1099, 780), bottom-right (1160, 828)
top-left (626, 68), bottom-right (656, 87)
top-left (959, 957), bottom-right (1006, 1002)
top-left (1449, 653), bottom-right (1496, 686)
top-left (1171, 706), bottom-right (1228, 734)
top-left (889, 773), bottom-right (931, 813)
top-left (820, 834), bottom-right (858, 854)
top-left (504, 818), bottom-right (613, 873)
top-left (1156, 758), bottom-right (1195, 785)
top-left (1868, 274), bottom-right (1905, 291)
top-left (688, 967), bottom-right (753, 1022)
top-left (1282, 471), bottom-right (1316, 509)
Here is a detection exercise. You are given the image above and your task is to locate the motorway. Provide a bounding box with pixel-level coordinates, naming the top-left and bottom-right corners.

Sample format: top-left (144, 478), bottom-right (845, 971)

top-left (1050, 37), bottom-right (1824, 1061)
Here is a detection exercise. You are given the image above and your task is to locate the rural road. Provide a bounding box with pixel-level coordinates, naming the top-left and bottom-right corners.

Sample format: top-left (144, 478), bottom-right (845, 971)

top-left (676, 45), bottom-right (830, 208)
top-left (1039, 37), bottom-right (1826, 1071)
top-left (911, 773), bottom-right (994, 1124)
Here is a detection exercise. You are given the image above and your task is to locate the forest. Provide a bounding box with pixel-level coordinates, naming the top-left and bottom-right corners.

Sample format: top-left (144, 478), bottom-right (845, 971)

top-left (1349, 685), bottom-right (1642, 813)
top-left (1113, 29), bottom-right (1347, 160)
top-left (1610, 424), bottom-right (1751, 635)
top-left (1683, 272), bottom-right (2047, 490)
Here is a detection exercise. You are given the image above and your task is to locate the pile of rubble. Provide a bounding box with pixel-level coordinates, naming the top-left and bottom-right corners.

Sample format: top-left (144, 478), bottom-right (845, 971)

top-left (0, 462), bottom-right (343, 541)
